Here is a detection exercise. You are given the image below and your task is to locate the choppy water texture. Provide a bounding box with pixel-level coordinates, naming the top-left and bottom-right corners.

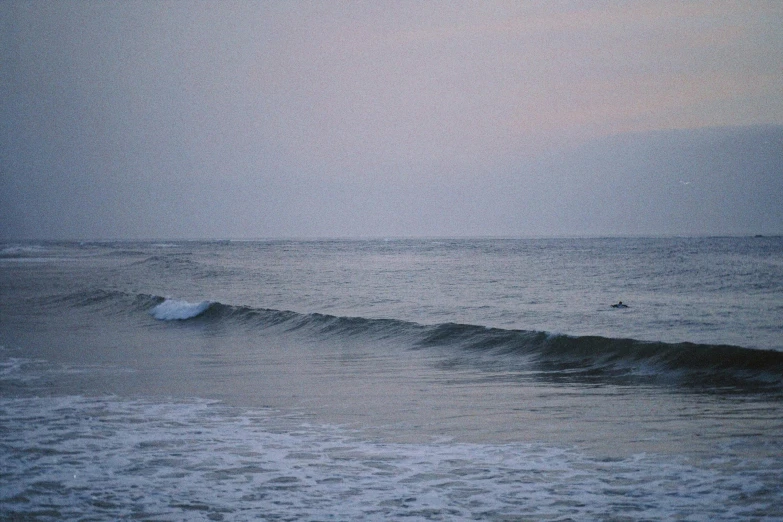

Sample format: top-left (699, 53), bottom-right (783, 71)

top-left (2, 238), bottom-right (783, 520)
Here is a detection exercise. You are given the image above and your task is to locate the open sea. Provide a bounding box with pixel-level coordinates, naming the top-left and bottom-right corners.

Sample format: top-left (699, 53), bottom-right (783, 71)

top-left (2, 237), bottom-right (782, 520)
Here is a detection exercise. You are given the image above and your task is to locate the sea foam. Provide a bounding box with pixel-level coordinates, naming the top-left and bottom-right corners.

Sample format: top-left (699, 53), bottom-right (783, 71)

top-left (150, 299), bottom-right (211, 321)
top-left (2, 395), bottom-right (778, 521)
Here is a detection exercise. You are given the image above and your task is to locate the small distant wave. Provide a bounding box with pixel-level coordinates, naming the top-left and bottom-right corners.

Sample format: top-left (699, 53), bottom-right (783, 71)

top-left (131, 254), bottom-right (197, 267)
top-left (150, 299), bottom-right (213, 321)
top-left (101, 249), bottom-right (150, 257)
top-left (0, 245), bottom-right (47, 258)
top-left (129, 254), bottom-right (232, 280)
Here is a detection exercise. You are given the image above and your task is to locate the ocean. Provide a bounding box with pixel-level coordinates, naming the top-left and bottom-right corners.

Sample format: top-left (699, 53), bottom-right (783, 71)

top-left (2, 237), bottom-right (782, 520)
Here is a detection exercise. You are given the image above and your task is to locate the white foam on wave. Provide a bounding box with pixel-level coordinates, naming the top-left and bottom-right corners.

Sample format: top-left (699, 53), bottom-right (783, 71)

top-left (0, 245), bottom-right (46, 256)
top-left (149, 299), bottom-right (211, 321)
top-left (1, 395), bottom-right (780, 521)
top-left (0, 245), bottom-right (56, 263)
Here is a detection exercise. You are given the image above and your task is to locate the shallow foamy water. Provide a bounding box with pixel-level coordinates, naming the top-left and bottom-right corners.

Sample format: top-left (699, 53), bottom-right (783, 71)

top-left (3, 394), bottom-right (780, 521)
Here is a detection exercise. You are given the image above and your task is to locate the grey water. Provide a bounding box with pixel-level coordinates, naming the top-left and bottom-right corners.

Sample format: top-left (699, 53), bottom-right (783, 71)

top-left (2, 237), bottom-right (782, 520)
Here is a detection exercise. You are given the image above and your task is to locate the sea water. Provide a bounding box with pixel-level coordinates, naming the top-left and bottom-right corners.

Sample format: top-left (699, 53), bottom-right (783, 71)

top-left (1, 237), bottom-right (782, 520)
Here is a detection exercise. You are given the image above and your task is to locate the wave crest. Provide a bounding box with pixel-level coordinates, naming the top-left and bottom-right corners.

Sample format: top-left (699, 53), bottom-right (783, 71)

top-left (150, 299), bottom-right (213, 321)
top-left (56, 288), bottom-right (783, 391)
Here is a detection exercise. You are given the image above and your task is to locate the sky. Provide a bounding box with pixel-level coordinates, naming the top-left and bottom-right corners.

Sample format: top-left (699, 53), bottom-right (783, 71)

top-left (1, 0), bottom-right (782, 239)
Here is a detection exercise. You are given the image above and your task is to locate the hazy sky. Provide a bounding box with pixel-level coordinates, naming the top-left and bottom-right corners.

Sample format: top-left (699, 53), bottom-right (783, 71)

top-left (2, 1), bottom-right (782, 239)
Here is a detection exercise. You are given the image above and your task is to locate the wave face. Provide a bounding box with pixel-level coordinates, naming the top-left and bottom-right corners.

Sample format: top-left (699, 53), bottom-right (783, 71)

top-left (115, 291), bottom-right (783, 391)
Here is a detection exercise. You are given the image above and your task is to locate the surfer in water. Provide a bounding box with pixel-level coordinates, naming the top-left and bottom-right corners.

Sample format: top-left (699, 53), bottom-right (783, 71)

top-left (612, 301), bottom-right (629, 308)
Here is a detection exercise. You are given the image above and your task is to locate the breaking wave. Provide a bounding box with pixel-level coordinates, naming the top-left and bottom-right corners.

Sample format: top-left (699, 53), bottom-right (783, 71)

top-left (0, 245), bottom-right (47, 257)
top-left (62, 289), bottom-right (783, 391)
top-left (150, 299), bottom-right (213, 321)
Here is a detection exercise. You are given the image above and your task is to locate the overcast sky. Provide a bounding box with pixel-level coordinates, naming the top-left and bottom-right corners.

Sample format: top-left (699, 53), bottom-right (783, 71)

top-left (2, 1), bottom-right (782, 239)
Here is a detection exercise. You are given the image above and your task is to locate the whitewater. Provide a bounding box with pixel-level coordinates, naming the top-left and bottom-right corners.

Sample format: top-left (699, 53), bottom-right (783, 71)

top-left (2, 237), bottom-right (782, 520)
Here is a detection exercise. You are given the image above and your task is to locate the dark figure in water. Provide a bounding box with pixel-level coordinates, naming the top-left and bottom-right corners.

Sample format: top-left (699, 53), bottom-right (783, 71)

top-left (612, 301), bottom-right (629, 308)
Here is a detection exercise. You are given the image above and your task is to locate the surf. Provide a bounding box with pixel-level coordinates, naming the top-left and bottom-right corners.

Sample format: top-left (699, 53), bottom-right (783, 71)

top-left (149, 299), bottom-right (213, 321)
top-left (54, 288), bottom-right (783, 391)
